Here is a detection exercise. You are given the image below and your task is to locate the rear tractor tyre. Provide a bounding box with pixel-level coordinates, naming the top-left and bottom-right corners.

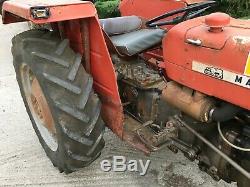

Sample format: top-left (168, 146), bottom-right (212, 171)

top-left (11, 30), bottom-right (105, 173)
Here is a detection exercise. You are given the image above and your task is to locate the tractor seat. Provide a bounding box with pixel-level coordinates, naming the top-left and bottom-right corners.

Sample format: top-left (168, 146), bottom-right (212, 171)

top-left (100, 16), bottom-right (166, 56)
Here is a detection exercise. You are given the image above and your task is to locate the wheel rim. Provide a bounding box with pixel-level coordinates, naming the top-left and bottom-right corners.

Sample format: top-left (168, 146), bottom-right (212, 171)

top-left (20, 64), bottom-right (58, 151)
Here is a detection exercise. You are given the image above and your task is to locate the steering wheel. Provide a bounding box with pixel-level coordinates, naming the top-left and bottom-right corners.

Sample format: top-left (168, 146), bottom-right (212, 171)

top-left (146, 1), bottom-right (217, 27)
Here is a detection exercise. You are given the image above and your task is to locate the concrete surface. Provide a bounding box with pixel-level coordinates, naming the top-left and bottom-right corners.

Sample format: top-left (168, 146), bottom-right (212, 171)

top-left (0, 17), bottom-right (237, 187)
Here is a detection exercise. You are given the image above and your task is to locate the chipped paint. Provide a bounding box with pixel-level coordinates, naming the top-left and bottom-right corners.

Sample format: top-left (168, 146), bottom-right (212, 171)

top-left (233, 36), bottom-right (250, 45)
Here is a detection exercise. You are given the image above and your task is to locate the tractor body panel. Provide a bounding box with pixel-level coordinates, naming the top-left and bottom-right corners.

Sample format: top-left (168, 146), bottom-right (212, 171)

top-left (120, 0), bottom-right (186, 30)
top-left (119, 0), bottom-right (207, 29)
top-left (163, 16), bottom-right (250, 110)
top-left (2, 0), bottom-right (124, 137)
top-left (2, 1), bottom-right (96, 24)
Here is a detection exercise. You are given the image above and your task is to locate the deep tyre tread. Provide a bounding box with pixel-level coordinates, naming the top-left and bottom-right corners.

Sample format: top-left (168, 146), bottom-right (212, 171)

top-left (11, 30), bottom-right (105, 173)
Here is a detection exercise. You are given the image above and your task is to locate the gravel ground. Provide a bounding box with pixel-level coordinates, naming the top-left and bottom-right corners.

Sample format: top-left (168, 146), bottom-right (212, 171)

top-left (0, 16), bottom-right (237, 187)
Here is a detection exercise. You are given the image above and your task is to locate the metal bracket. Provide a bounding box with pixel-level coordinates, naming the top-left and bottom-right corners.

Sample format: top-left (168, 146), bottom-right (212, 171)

top-left (136, 120), bottom-right (178, 152)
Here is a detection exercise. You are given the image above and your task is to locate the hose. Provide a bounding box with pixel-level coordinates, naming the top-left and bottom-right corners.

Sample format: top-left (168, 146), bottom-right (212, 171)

top-left (210, 103), bottom-right (242, 122)
top-left (217, 122), bottom-right (250, 152)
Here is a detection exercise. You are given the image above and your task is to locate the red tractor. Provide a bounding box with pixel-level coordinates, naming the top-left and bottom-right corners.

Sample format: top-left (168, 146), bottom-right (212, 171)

top-left (1, 0), bottom-right (250, 186)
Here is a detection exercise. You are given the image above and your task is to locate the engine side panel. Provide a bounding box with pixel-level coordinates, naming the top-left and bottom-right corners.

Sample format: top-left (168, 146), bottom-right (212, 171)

top-left (163, 16), bottom-right (250, 110)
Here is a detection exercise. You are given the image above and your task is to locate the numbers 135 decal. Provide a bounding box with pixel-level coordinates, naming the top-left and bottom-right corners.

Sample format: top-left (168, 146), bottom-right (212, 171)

top-left (192, 61), bottom-right (250, 89)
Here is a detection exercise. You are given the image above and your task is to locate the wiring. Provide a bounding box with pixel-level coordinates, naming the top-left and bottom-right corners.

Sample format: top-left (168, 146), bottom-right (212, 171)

top-left (217, 122), bottom-right (250, 152)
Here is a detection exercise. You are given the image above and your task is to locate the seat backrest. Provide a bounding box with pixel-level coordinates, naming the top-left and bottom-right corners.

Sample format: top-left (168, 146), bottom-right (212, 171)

top-left (100, 16), bottom-right (142, 36)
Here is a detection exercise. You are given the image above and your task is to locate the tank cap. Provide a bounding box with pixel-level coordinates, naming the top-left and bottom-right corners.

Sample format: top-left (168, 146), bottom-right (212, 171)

top-left (205, 13), bottom-right (230, 33)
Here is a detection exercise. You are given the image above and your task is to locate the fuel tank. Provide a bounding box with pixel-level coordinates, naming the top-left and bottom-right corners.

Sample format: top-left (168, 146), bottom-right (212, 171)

top-left (163, 13), bottom-right (250, 110)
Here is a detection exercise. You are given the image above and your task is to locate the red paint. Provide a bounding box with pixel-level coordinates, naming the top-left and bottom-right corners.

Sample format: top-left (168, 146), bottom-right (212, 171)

top-left (119, 0), bottom-right (207, 63)
top-left (120, 0), bottom-right (186, 30)
top-left (119, 0), bottom-right (207, 29)
top-left (2, 1), bottom-right (124, 137)
top-left (2, 1), bottom-right (96, 24)
top-left (3, 0), bottom-right (250, 140)
top-left (163, 15), bottom-right (250, 110)
top-left (205, 13), bottom-right (231, 28)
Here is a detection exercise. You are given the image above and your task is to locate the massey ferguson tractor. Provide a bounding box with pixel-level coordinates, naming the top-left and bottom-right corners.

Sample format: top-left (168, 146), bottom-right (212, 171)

top-left (1, 0), bottom-right (250, 186)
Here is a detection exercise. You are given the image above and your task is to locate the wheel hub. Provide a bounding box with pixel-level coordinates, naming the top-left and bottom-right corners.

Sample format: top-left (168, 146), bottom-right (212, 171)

top-left (20, 64), bottom-right (58, 151)
top-left (31, 78), bottom-right (56, 135)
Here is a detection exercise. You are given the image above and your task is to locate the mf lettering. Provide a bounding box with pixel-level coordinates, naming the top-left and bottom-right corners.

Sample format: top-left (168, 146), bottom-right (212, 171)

top-left (235, 75), bottom-right (250, 87)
